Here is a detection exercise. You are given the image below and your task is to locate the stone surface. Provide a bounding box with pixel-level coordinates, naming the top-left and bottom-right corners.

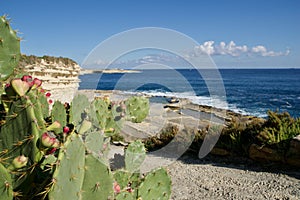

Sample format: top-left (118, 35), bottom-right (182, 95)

top-left (290, 135), bottom-right (300, 151)
top-left (210, 147), bottom-right (231, 156)
top-left (286, 135), bottom-right (300, 167)
top-left (249, 144), bottom-right (283, 163)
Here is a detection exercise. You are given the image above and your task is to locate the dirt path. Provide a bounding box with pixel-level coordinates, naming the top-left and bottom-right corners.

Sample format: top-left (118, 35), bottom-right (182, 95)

top-left (167, 154), bottom-right (300, 200)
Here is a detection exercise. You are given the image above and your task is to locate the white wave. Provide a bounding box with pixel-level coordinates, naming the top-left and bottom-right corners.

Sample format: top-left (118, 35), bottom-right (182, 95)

top-left (120, 90), bottom-right (264, 117)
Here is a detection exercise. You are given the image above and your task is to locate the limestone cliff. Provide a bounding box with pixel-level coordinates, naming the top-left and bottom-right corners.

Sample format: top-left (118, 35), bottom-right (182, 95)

top-left (19, 55), bottom-right (81, 103)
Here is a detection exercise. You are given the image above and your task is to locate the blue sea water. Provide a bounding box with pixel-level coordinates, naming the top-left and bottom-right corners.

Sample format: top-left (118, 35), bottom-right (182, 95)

top-left (79, 69), bottom-right (300, 118)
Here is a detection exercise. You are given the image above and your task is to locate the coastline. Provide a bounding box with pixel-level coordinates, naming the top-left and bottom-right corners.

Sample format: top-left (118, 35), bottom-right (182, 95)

top-left (78, 89), bottom-right (300, 166)
top-left (80, 68), bottom-right (141, 75)
top-left (77, 89), bottom-right (258, 142)
top-left (83, 89), bottom-right (300, 199)
top-left (77, 89), bottom-right (255, 119)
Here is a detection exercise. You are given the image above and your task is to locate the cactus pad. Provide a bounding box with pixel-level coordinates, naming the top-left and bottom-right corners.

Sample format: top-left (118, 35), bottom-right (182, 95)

top-left (125, 140), bottom-right (146, 173)
top-left (0, 15), bottom-right (21, 81)
top-left (115, 192), bottom-right (135, 200)
top-left (125, 96), bottom-right (149, 123)
top-left (81, 154), bottom-right (114, 200)
top-left (91, 98), bottom-right (109, 129)
top-left (51, 100), bottom-right (66, 129)
top-left (138, 168), bottom-right (171, 200)
top-left (49, 134), bottom-right (85, 200)
top-left (0, 163), bottom-right (13, 200)
top-left (70, 94), bottom-right (89, 126)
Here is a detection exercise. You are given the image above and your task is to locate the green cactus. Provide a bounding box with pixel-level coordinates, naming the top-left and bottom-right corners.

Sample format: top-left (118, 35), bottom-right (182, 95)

top-left (81, 154), bottom-right (114, 200)
top-left (91, 98), bottom-right (109, 129)
top-left (1, 78), bottom-right (170, 200)
top-left (84, 130), bottom-right (105, 154)
top-left (78, 119), bottom-right (92, 135)
top-left (104, 103), bottom-right (123, 137)
top-left (125, 140), bottom-right (146, 173)
top-left (137, 168), bottom-right (171, 200)
top-left (115, 191), bottom-right (135, 200)
top-left (91, 99), bottom-right (129, 137)
top-left (0, 96), bottom-right (42, 166)
top-left (84, 129), bottom-right (110, 165)
top-left (0, 163), bottom-right (13, 200)
top-left (125, 96), bottom-right (149, 123)
top-left (48, 133), bottom-right (85, 200)
top-left (0, 15), bottom-right (21, 81)
top-left (51, 100), bottom-right (66, 129)
top-left (40, 154), bottom-right (57, 172)
top-left (69, 94), bottom-right (89, 127)
top-left (39, 91), bottom-right (50, 118)
top-left (27, 89), bottom-right (48, 131)
top-left (113, 170), bottom-right (132, 190)
top-left (113, 170), bottom-right (140, 198)
top-left (48, 133), bottom-right (114, 200)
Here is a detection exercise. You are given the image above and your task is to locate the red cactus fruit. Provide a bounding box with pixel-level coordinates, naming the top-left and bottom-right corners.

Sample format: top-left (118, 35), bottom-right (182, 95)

top-left (113, 182), bottom-right (121, 194)
top-left (12, 155), bottom-right (28, 169)
top-left (45, 92), bottom-right (51, 97)
top-left (63, 126), bottom-right (70, 134)
top-left (33, 78), bottom-right (42, 87)
top-left (46, 148), bottom-right (57, 155)
top-left (41, 132), bottom-right (60, 148)
top-left (21, 75), bottom-right (34, 87)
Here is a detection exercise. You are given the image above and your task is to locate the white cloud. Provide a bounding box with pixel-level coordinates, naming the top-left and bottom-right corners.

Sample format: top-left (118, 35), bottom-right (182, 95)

top-left (193, 41), bottom-right (289, 57)
top-left (251, 45), bottom-right (289, 57)
top-left (194, 41), bottom-right (215, 55)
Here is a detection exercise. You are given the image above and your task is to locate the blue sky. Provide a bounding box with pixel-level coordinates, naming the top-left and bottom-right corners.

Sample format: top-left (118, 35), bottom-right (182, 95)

top-left (1, 0), bottom-right (299, 68)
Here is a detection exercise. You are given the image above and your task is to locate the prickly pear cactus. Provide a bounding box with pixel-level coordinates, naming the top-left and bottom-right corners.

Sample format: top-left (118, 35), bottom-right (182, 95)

top-left (0, 163), bottom-right (13, 200)
top-left (81, 154), bottom-right (114, 200)
top-left (0, 96), bottom-right (42, 166)
top-left (0, 74), bottom-right (171, 200)
top-left (51, 100), bottom-right (66, 128)
top-left (125, 140), bottom-right (146, 173)
top-left (115, 191), bottom-right (135, 200)
top-left (91, 98), bottom-right (109, 129)
top-left (113, 170), bottom-right (140, 199)
top-left (84, 130), bottom-right (105, 154)
top-left (0, 15), bottom-right (21, 81)
top-left (48, 134), bottom-right (85, 200)
top-left (70, 94), bottom-right (89, 126)
top-left (125, 96), bottom-right (149, 123)
top-left (138, 168), bottom-right (171, 200)
top-left (84, 129), bottom-right (110, 165)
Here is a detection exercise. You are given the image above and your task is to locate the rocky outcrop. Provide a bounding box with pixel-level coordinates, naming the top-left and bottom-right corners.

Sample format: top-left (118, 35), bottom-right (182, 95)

top-left (248, 144), bottom-right (283, 163)
top-left (286, 135), bottom-right (300, 167)
top-left (21, 56), bottom-right (81, 103)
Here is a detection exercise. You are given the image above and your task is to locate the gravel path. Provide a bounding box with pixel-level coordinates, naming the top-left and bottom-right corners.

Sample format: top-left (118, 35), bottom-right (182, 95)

top-left (167, 154), bottom-right (300, 200)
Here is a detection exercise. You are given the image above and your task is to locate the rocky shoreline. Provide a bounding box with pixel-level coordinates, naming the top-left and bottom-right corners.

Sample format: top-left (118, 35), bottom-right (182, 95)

top-left (89, 89), bottom-right (299, 199)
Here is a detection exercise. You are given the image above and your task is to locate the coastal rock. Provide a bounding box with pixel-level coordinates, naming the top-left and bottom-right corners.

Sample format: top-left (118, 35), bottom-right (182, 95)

top-left (286, 135), bottom-right (300, 167)
top-left (210, 147), bottom-right (230, 156)
top-left (289, 135), bottom-right (300, 151)
top-left (21, 56), bottom-right (80, 103)
top-left (249, 144), bottom-right (283, 163)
